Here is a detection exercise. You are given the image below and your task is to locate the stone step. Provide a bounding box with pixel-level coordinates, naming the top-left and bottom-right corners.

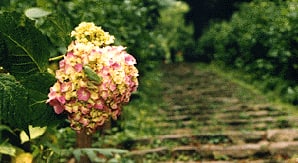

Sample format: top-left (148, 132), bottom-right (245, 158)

top-left (159, 113), bottom-right (289, 125)
top-left (213, 116), bottom-right (284, 125)
top-left (120, 129), bottom-right (298, 150)
top-left (214, 110), bottom-right (288, 119)
top-left (128, 141), bottom-right (298, 161)
top-left (158, 122), bottom-right (289, 133)
top-left (160, 104), bottom-right (286, 116)
top-left (163, 86), bottom-right (236, 96)
top-left (157, 115), bottom-right (298, 130)
top-left (126, 63), bottom-right (298, 162)
top-left (158, 160), bottom-right (272, 163)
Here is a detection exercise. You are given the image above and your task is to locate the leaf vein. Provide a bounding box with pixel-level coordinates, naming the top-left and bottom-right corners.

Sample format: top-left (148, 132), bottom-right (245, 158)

top-left (2, 33), bottom-right (42, 72)
top-left (12, 62), bottom-right (35, 66)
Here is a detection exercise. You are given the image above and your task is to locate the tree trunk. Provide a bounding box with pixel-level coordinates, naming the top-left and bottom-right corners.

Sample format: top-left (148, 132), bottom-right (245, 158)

top-left (76, 128), bottom-right (92, 163)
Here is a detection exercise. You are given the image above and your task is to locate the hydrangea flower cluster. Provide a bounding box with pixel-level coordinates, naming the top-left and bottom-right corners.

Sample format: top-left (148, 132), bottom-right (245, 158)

top-left (47, 22), bottom-right (138, 134)
top-left (70, 22), bottom-right (115, 47)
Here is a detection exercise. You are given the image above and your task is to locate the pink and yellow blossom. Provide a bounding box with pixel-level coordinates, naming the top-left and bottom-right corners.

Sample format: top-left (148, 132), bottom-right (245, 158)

top-left (47, 22), bottom-right (138, 134)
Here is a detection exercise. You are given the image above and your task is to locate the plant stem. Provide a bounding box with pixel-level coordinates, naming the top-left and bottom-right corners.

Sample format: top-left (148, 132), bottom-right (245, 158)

top-left (76, 128), bottom-right (92, 163)
top-left (48, 55), bottom-right (64, 61)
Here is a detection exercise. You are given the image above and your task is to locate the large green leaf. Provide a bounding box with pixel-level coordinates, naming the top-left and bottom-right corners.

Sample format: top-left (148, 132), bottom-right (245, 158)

top-left (0, 12), bottom-right (51, 77)
top-left (20, 72), bottom-right (65, 128)
top-left (0, 74), bottom-right (28, 131)
top-left (0, 73), bottom-right (64, 133)
top-left (0, 12), bottom-right (65, 132)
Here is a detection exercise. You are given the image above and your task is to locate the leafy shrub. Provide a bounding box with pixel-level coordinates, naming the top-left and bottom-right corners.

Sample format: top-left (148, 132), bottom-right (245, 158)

top-left (2, 0), bottom-right (165, 72)
top-left (157, 1), bottom-right (195, 63)
top-left (197, 0), bottom-right (298, 104)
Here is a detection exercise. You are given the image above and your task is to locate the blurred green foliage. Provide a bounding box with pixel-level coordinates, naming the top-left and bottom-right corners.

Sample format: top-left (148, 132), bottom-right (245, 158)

top-left (1, 0), bottom-right (194, 71)
top-left (157, 1), bottom-right (194, 63)
top-left (197, 0), bottom-right (298, 104)
top-left (2, 0), bottom-right (164, 71)
top-left (0, 0), bottom-right (195, 161)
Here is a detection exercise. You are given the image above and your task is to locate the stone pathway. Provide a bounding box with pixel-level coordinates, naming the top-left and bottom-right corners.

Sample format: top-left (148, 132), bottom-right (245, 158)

top-left (126, 63), bottom-right (298, 162)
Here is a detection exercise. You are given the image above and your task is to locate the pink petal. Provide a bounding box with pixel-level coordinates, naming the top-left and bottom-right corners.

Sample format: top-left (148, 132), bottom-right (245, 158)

top-left (54, 105), bottom-right (65, 114)
top-left (111, 62), bottom-right (121, 69)
top-left (57, 96), bottom-right (66, 104)
top-left (94, 100), bottom-right (104, 110)
top-left (47, 84), bottom-right (61, 102)
top-left (77, 87), bottom-right (90, 101)
top-left (60, 82), bottom-right (72, 92)
top-left (59, 60), bottom-right (65, 68)
top-left (100, 91), bottom-right (109, 100)
top-left (74, 64), bottom-right (83, 72)
top-left (48, 99), bottom-right (65, 114)
top-left (79, 118), bottom-right (89, 126)
top-left (66, 51), bottom-right (74, 57)
top-left (109, 83), bottom-right (116, 91)
top-left (125, 55), bottom-right (136, 65)
top-left (87, 103), bottom-right (93, 109)
top-left (103, 83), bottom-right (108, 91)
top-left (80, 106), bottom-right (89, 114)
top-left (47, 91), bottom-right (57, 103)
top-left (64, 64), bottom-right (74, 74)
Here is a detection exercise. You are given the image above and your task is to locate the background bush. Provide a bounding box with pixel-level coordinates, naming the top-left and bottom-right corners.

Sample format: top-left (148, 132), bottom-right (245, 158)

top-left (1, 0), bottom-right (194, 71)
top-left (197, 0), bottom-right (298, 104)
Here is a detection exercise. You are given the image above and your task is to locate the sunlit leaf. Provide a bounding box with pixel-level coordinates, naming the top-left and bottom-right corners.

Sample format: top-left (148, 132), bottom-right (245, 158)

top-left (20, 125), bottom-right (47, 144)
top-left (0, 144), bottom-right (16, 156)
top-left (19, 131), bottom-right (29, 144)
top-left (25, 7), bottom-right (52, 19)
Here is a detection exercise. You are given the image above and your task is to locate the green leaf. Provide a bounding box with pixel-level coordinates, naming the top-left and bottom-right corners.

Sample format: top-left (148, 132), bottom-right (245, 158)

top-left (83, 65), bottom-right (102, 84)
top-left (0, 0), bottom-right (9, 8)
top-left (20, 72), bottom-right (55, 95)
top-left (0, 73), bottom-right (64, 133)
top-left (73, 148), bottom-right (128, 162)
top-left (0, 144), bottom-right (16, 156)
top-left (20, 125), bottom-right (47, 144)
top-left (25, 7), bottom-right (52, 19)
top-left (84, 149), bottom-right (104, 162)
top-left (20, 72), bottom-right (65, 127)
top-left (0, 74), bottom-right (28, 131)
top-left (0, 125), bottom-right (14, 135)
top-left (0, 12), bottom-right (51, 78)
top-left (37, 14), bottom-right (72, 55)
